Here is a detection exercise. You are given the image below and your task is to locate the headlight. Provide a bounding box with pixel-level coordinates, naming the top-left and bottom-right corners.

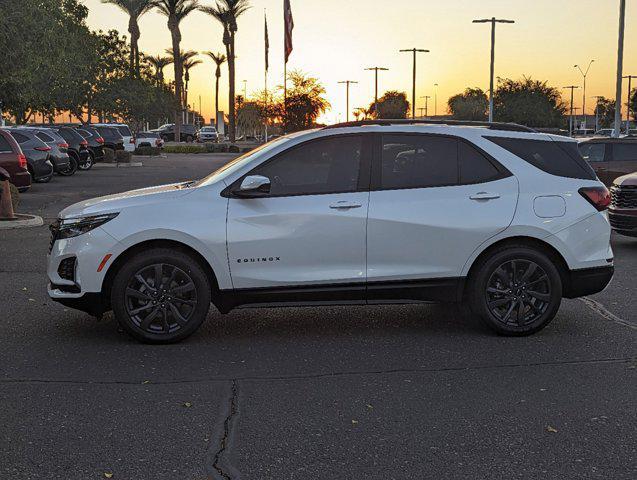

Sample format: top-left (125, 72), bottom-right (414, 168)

top-left (58, 213), bottom-right (119, 239)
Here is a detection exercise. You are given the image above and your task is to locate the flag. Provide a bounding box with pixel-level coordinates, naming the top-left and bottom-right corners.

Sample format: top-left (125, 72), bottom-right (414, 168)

top-left (284, 0), bottom-right (294, 63)
top-left (264, 12), bottom-right (269, 71)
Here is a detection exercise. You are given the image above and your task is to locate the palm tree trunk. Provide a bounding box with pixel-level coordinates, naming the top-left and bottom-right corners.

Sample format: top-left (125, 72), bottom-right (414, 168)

top-left (215, 73), bottom-right (220, 130)
top-left (228, 36), bottom-right (236, 142)
top-left (170, 22), bottom-right (183, 142)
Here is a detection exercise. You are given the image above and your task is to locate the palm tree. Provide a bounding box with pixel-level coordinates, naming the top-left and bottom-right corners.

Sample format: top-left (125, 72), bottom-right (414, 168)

top-left (205, 52), bottom-right (226, 128)
top-left (166, 48), bottom-right (199, 105)
top-left (199, 0), bottom-right (250, 143)
top-left (153, 0), bottom-right (200, 141)
top-left (101, 0), bottom-right (153, 76)
top-left (147, 55), bottom-right (173, 85)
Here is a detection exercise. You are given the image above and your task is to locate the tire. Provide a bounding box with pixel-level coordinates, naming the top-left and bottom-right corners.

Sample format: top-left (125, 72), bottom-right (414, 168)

top-left (34, 172), bottom-right (52, 183)
top-left (468, 246), bottom-right (562, 336)
top-left (58, 155), bottom-right (78, 176)
top-left (78, 153), bottom-right (94, 171)
top-left (111, 248), bottom-right (211, 344)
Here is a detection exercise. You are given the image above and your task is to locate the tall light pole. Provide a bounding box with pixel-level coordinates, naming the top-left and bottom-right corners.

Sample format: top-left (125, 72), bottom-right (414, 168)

top-left (338, 80), bottom-right (358, 122)
top-left (574, 60), bottom-right (594, 128)
top-left (434, 83), bottom-right (439, 116)
top-left (473, 17), bottom-right (515, 122)
top-left (242, 80), bottom-right (248, 100)
top-left (365, 67), bottom-right (389, 117)
top-left (400, 48), bottom-right (429, 118)
top-left (563, 85), bottom-right (580, 136)
top-left (421, 95), bottom-right (431, 117)
top-left (614, 0), bottom-right (626, 138)
top-left (623, 75), bottom-right (637, 132)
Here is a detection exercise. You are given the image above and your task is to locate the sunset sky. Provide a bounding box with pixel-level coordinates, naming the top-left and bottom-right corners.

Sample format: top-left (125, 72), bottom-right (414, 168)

top-left (83, 0), bottom-right (637, 124)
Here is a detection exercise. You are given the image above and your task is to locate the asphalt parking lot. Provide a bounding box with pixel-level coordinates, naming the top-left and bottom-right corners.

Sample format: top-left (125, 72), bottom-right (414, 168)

top-left (1, 153), bottom-right (636, 480)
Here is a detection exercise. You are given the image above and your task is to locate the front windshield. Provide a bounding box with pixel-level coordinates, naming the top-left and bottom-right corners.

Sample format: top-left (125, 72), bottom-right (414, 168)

top-left (197, 135), bottom-right (292, 187)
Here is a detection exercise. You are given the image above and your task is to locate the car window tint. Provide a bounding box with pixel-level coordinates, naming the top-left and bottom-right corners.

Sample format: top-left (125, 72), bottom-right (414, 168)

top-left (10, 132), bottom-right (29, 144)
top-left (116, 126), bottom-right (132, 136)
top-left (486, 136), bottom-right (596, 180)
top-left (578, 143), bottom-right (606, 162)
top-left (381, 135), bottom-right (458, 189)
top-left (252, 136), bottom-right (363, 196)
top-left (459, 141), bottom-right (500, 184)
top-left (36, 132), bottom-right (54, 143)
top-left (0, 135), bottom-right (12, 152)
top-left (613, 143), bottom-right (637, 161)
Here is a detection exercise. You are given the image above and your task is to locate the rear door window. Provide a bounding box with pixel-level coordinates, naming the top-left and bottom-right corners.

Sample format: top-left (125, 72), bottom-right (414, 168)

top-left (578, 143), bottom-right (606, 162)
top-left (612, 143), bottom-right (637, 161)
top-left (486, 136), bottom-right (596, 180)
top-left (459, 141), bottom-right (502, 184)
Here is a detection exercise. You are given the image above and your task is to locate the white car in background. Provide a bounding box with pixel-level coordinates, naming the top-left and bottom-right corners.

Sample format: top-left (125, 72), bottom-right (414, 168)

top-left (94, 123), bottom-right (135, 152)
top-left (47, 120), bottom-right (614, 343)
top-left (134, 132), bottom-right (164, 150)
top-left (196, 126), bottom-right (220, 143)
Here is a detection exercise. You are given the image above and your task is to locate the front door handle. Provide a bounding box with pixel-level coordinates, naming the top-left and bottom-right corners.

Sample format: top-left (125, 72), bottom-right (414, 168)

top-left (329, 201), bottom-right (362, 209)
top-left (470, 192), bottom-right (501, 201)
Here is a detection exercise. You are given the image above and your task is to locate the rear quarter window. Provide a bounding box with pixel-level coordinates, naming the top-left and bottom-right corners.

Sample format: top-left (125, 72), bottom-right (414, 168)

top-left (36, 132), bottom-right (54, 143)
top-left (486, 136), bottom-right (596, 180)
top-left (612, 143), bottom-right (637, 161)
top-left (9, 132), bottom-right (29, 144)
top-left (0, 134), bottom-right (13, 152)
top-left (578, 143), bottom-right (606, 162)
top-left (116, 126), bottom-right (132, 137)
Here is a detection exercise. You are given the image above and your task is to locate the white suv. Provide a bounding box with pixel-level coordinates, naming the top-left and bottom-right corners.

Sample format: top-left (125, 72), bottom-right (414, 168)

top-left (47, 121), bottom-right (614, 343)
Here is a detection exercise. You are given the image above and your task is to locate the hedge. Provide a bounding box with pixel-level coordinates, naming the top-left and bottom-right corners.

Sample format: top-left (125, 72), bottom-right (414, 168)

top-left (134, 146), bottom-right (161, 156)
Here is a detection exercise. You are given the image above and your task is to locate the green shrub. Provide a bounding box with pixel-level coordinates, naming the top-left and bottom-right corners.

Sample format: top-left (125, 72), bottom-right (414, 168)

top-left (135, 146), bottom-right (161, 156)
top-left (9, 182), bottom-right (19, 211)
top-left (163, 145), bottom-right (207, 154)
top-left (116, 150), bottom-right (132, 163)
top-left (103, 148), bottom-right (115, 163)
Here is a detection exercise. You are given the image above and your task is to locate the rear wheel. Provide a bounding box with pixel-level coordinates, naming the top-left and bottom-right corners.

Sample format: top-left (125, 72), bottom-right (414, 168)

top-left (78, 153), bottom-right (93, 170)
top-left (58, 154), bottom-right (78, 176)
top-left (111, 248), bottom-right (211, 344)
top-left (468, 246), bottom-right (562, 336)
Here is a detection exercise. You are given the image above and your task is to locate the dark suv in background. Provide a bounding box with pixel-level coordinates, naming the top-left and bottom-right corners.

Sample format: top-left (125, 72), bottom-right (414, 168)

top-left (579, 138), bottom-right (637, 186)
top-left (94, 126), bottom-right (124, 152)
top-left (4, 128), bottom-right (54, 183)
top-left (151, 123), bottom-right (197, 143)
top-left (74, 125), bottom-right (105, 164)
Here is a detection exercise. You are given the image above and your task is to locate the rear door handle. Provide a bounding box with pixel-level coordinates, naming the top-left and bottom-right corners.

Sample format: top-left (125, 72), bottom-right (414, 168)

top-left (470, 192), bottom-right (501, 201)
top-left (329, 201), bottom-right (362, 209)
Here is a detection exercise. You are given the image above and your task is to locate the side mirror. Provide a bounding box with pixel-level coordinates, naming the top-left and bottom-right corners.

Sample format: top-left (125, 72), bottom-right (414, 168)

top-left (234, 175), bottom-right (271, 197)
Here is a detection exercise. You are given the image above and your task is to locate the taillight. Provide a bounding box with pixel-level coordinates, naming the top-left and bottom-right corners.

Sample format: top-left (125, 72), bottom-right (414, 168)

top-left (58, 143), bottom-right (69, 149)
top-left (80, 140), bottom-right (88, 147)
top-left (18, 154), bottom-right (27, 168)
top-left (96, 137), bottom-right (105, 144)
top-left (34, 146), bottom-right (52, 152)
top-left (130, 137), bottom-right (135, 143)
top-left (155, 139), bottom-right (161, 146)
top-left (579, 186), bottom-right (611, 211)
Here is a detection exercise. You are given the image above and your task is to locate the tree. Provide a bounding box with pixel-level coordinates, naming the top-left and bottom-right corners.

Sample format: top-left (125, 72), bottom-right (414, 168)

top-left (147, 55), bottom-right (173, 84)
top-left (166, 48), bottom-right (199, 106)
top-left (595, 97), bottom-right (616, 129)
top-left (493, 77), bottom-right (566, 127)
top-left (199, 0), bottom-right (250, 143)
top-left (237, 101), bottom-right (263, 137)
top-left (630, 89), bottom-right (637, 123)
top-left (153, 0), bottom-right (200, 141)
top-left (271, 70), bottom-right (330, 132)
top-left (368, 91), bottom-right (409, 119)
top-left (101, 0), bottom-right (153, 76)
top-left (447, 88), bottom-right (488, 121)
top-left (205, 52), bottom-right (226, 127)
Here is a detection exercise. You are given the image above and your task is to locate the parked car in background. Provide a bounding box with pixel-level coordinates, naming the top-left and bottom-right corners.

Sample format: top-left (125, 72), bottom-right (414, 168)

top-left (0, 129), bottom-right (30, 192)
top-left (579, 137), bottom-right (637, 186)
top-left (93, 123), bottom-right (135, 152)
top-left (93, 126), bottom-right (124, 152)
top-left (4, 128), bottom-right (54, 183)
top-left (196, 126), bottom-right (219, 143)
top-left (151, 123), bottom-right (198, 143)
top-left (609, 172), bottom-right (637, 237)
top-left (595, 129), bottom-right (615, 137)
top-left (18, 127), bottom-right (71, 175)
top-left (49, 126), bottom-right (91, 171)
top-left (134, 131), bottom-right (164, 149)
top-left (74, 125), bottom-right (105, 164)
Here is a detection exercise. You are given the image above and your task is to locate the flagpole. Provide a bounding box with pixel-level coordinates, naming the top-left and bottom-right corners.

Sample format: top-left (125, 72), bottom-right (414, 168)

top-left (264, 9), bottom-right (269, 142)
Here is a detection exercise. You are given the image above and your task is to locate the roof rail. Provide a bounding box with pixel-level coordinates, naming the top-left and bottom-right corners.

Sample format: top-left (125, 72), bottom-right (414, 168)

top-left (323, 119), bottom-right (536, 133)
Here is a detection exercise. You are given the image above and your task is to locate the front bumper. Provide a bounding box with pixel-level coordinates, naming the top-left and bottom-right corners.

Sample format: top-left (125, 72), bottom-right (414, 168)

top-left (563, 265), bottom-right (614, 299)
top-left (48, 286), bottom-right (106, 316)
top-left (609, 210), bottom-right (637, 237)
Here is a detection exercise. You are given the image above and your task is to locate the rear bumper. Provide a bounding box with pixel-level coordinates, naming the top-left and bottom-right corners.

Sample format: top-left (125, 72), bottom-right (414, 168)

top-left (563, 265), bottom-right (614, 299)
top-left (10, 170), bottom-right (31, 190)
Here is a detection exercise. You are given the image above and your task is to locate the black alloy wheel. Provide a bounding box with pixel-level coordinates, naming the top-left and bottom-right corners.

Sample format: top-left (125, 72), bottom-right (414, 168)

top-left (78, 153), bottom-right (93, 170)
top-left (58, 155), bottom-right (78, 176)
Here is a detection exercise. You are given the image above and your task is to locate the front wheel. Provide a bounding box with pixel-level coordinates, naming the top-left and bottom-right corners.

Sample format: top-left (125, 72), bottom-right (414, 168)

top-left (58, 155), bottom-right (78, 176)
top-left (468, 246), bottom-right (562, 336)
top-left (111, 248), bottom-right (211, 344)
top-left (78, 153), bottom-right (93, 170)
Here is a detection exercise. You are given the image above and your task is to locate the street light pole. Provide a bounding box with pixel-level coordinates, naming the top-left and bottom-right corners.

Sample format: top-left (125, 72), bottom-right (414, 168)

top-left (574, 60), bottom-right (594, 128)
top-left (473, 17), bottom-right (515, 123)
top-left (421, 96), bottom-right (431, 117)
top-left (563, 85), bottom-right (580, 136)
top-left (614, 0), bottom-right (626, 138)
top-left (434, 83), bottom-right (439, 116)
top-left (400, 48), bottom-right (429, 118)
top-left (622, 75), bottom-right (637, 132)
top-left (338, 80), bottom-right (358, 122)
top-left (365, 67), bottom-right (389, 117)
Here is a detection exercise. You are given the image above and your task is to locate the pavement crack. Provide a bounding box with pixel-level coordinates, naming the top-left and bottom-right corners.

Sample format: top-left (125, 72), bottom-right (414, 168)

top-left (580, 297), bottom-right (636, 330)
top-left (206, 379), bottom-right (240, 480)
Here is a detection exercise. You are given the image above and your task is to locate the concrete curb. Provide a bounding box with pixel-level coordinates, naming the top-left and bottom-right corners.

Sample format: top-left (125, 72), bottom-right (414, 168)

top-left (0, 214), bottom-right (44, 230)
top-left (93, 162), bottom-right (143, 168)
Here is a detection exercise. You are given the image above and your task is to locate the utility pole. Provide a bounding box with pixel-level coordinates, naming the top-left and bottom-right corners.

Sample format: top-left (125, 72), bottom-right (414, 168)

top-left (400, 48), bottom-right (429, 118)
top-left (434, 83), bottom-right (439, 116)
top-left (473, 17), bottom-right (515, 122)
top-left (243, 80), bottom-right (248, 100)
top-left (418, 108), bottom-right (426, 117)
top-left (338, 80), bottom-right (358, 122)
top-left (614, 0), bottom-right (626, 138)
top-left (593, 95), bottom-right (605, 132)
top-left (421, 95), bottom-right (431, 117)
top-left (563, 85), bottom-right (580, 136)
top-left (623, 75), bottom-right (636, 132)
top-left (574, 60), bottom-right (594, 128)
top-left (365, 67), bottom-right (389, 117)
